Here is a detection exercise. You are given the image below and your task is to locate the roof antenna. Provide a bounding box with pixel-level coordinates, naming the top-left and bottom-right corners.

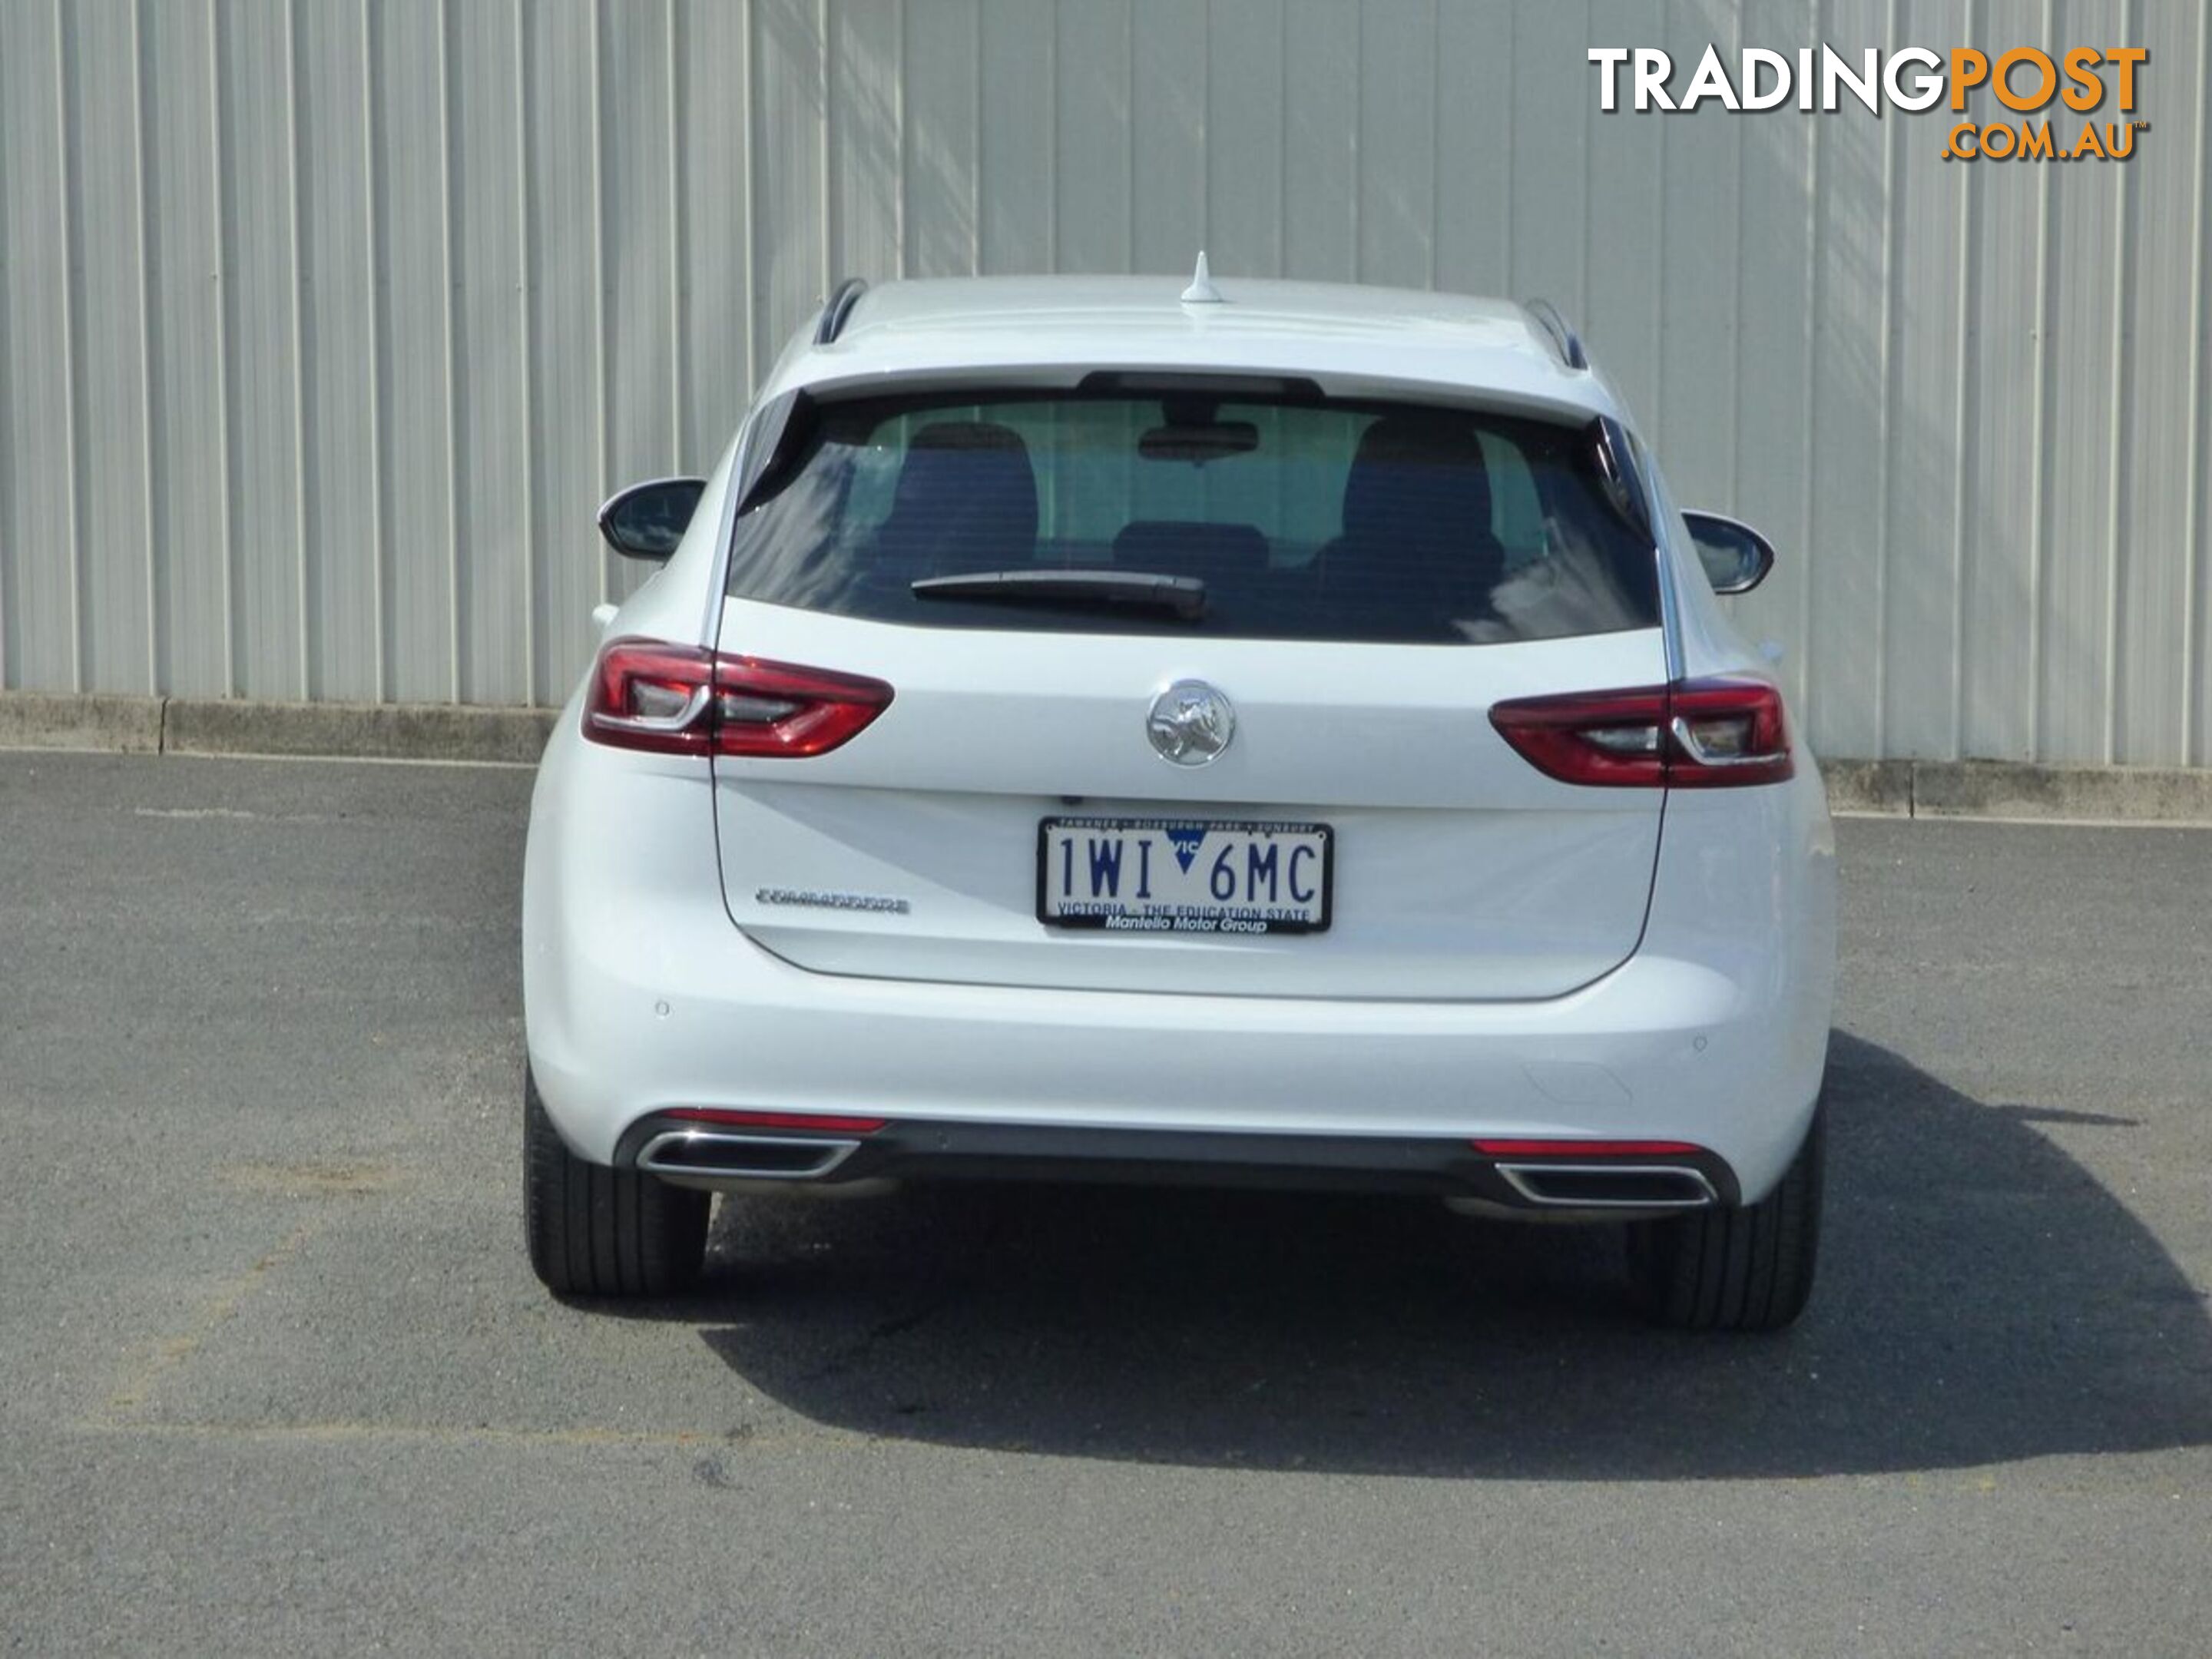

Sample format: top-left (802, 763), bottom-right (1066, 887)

top-left (1180, 251), bottom-right (1224, 305)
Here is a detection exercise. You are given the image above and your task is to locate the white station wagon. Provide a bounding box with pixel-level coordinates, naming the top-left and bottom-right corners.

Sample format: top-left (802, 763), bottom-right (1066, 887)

top-left (522, 266), bottom-right (1836, 1330)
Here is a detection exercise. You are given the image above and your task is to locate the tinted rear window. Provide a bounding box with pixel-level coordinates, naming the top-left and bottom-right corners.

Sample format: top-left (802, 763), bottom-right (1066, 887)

top-left (723, 392), bottom-right (1659, 644)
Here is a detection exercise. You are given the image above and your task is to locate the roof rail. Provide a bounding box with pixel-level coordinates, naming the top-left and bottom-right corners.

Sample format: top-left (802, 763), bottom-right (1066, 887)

top-left (814, 277), bottom-right (868, 344)
top-left (1522, 298), bottom-right (1588, 372)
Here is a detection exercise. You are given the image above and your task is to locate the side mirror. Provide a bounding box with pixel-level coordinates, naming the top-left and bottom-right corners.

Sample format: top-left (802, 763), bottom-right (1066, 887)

top-left (1682, 510), bottom-right (1776, 595)
top-left (596, 477), bottom-right (707, 562)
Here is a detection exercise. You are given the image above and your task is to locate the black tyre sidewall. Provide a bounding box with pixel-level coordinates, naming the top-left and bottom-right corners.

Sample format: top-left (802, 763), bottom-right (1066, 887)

top-left (1628, 1102), bottom-right (1825, 1333)
top-left (524, 1069), bottom-right (709, 1298)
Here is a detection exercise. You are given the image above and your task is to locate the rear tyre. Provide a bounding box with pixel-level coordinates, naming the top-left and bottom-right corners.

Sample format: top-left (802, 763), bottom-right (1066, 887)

top-left (1625, 1103), bottom-right (1824, 1332)
top-left (524, 1069), bottom-right (709, 1298)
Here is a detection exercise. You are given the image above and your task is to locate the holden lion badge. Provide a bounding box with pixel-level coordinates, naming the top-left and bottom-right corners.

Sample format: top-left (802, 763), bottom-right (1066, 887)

top-left (1146, 680), bottom-right (1235, 767)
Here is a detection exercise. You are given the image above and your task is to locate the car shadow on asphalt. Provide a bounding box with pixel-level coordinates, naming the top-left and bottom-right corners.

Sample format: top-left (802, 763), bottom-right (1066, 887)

top-left (663, 1031), bottom-right (2211, 1478)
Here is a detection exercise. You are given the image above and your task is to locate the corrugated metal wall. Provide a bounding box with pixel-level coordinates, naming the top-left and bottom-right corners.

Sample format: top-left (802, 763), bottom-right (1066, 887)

top-left (0, 0), bottom-right (2204, 762)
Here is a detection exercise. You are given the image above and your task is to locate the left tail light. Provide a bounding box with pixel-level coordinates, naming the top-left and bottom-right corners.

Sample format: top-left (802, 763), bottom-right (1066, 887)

top-left (1488, 676), bottom-right (1793, 788)
top-left (584, 638), bottom-right (892, 757)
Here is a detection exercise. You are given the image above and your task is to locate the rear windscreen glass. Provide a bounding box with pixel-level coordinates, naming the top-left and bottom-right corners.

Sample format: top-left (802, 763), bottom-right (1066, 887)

top-left (722, 392), bottom-right (1660, 644)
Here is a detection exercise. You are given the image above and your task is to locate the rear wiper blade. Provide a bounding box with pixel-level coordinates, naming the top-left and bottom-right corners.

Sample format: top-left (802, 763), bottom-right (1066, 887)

top-left (911, 568), bottom-right (1207, 621)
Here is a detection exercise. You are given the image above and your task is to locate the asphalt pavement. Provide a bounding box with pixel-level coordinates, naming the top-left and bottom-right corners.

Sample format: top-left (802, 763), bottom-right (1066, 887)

top-left (2, 751), bottom-right (2207, 1655)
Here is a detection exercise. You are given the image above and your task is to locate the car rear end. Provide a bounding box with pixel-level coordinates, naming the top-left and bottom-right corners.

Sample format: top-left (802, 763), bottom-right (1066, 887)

top-left (522, 279), bottom-right (1834, 1317)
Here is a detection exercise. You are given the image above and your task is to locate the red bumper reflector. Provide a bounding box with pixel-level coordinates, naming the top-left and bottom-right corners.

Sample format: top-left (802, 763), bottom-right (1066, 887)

top-left (1472, 1138), bottom-right (1706, 1157)
top-left (664, 1108), bottom-right (888, 1134)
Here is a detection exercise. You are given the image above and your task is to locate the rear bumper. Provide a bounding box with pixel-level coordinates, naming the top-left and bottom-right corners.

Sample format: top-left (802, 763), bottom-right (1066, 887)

top-left (616, 1114), bottom-right (1740, 1210)
top-left (523, 724), bottom-right (1836, 1206)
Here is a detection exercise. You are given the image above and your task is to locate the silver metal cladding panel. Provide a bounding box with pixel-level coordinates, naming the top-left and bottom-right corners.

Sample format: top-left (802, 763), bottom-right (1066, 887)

top-left (0, 0), bottom-right (2203, 764)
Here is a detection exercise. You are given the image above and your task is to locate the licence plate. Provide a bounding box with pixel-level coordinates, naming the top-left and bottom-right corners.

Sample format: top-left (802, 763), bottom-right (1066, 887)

top-left (1037, 817), bottom-right (1333, 935)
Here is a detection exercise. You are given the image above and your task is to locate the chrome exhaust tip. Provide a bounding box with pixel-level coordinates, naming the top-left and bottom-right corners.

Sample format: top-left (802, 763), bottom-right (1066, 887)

top-left (636, 1129), bottom-right (863, 1184)
top-left (1494, 1163), bottom-right (1718, 1210)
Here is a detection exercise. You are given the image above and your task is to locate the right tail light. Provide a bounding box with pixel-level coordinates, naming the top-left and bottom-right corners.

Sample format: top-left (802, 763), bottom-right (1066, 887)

top-left (1488, 677), bottom-right (1793, 788)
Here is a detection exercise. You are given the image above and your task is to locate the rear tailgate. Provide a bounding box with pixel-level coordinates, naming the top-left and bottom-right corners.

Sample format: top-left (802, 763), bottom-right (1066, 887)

top-left (711, 601), bottom-right (1664, 1000)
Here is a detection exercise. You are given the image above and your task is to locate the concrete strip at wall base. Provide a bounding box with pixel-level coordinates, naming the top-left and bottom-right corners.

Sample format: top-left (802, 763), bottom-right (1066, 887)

top-left (1816, 759), bottom-right (2212, 823)
top-left (0, 693), bottom-right (165, 753)
top-left (6, 693), bottom-right (2212, 822)
top-left (1817, 760), bottom-right (1913, 816)
top-left (1909, 761), bottom-right (2212, 825)
top-left (0, 692), bottom-right (557, 766)
top-left (162, 697), bottom-right (558, 766)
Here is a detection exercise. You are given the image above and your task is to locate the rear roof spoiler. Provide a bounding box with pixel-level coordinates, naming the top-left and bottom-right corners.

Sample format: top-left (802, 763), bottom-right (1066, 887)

top-left (1586, 416), bottom-right (1651, 542)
